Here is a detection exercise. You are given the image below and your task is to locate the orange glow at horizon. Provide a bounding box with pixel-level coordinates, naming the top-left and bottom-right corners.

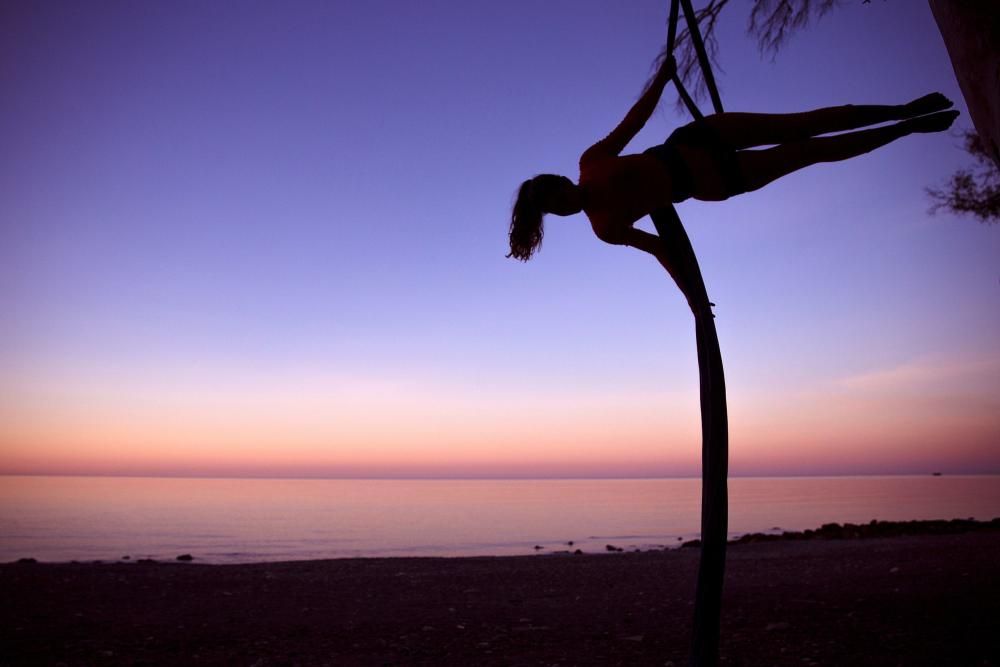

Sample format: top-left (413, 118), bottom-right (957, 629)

top-left (2, 360), bottom-right (997, 478)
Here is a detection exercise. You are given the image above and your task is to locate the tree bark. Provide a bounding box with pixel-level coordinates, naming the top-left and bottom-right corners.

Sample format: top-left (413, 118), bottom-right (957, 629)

top-left (928, 0), bottom-right (1000, 168)
top-left (650, 206), bottom-right (729, 667)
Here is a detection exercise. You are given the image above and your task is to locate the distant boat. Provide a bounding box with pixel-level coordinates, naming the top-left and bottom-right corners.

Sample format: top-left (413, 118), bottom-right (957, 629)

top-left (932, 472), bottom-right (943, 477)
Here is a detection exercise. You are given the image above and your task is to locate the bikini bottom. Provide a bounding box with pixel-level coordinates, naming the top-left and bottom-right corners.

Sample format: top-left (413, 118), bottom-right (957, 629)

top-left (644, 121), bottom-right (746, 202)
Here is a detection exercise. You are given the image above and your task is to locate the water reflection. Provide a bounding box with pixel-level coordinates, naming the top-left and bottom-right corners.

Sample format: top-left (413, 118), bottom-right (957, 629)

top-left (1, 475), bottom-right (997, 563)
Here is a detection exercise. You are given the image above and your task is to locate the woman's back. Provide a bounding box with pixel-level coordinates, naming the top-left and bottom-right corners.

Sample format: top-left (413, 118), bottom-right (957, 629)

top-left (579, 152), bottom-right (674, 240)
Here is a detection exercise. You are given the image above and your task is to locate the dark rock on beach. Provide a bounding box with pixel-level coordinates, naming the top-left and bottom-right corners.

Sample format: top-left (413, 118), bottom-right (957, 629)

top-left (730, 517), bottom-right (1000, 546)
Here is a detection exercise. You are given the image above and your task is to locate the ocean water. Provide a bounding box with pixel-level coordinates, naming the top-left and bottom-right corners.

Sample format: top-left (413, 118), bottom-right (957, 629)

top-left (0, 475), bottom-right (997, 564)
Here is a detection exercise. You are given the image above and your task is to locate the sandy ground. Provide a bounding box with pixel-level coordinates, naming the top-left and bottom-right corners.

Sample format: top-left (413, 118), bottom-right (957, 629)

top-left (2, 531), bottom-right (998, 666)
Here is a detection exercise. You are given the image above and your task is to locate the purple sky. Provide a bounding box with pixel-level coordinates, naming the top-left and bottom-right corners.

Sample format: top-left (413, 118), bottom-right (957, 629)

top-left (1, 1), bottom-right (998, 478)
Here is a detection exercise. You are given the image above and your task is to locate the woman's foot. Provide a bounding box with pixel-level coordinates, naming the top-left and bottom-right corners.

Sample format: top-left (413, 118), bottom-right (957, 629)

top-left (901, 109), bottom-right (960, 133)
top-left (901, 93), bottom-right (953, 118)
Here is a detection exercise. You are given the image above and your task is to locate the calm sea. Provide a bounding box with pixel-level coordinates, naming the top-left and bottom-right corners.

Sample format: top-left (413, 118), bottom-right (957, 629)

top-left (1, 475), bottom-right (997, 564)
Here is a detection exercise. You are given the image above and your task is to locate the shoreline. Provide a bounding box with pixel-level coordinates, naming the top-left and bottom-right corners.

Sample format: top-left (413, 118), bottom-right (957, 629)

top-left (9, 517), bottom-right (999, 566)
top-left (3, 526), bottom-right (998, 665)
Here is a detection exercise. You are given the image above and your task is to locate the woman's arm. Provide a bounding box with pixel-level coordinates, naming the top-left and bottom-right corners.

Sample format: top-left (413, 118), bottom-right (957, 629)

top-left (623, 227), bottom-right (665, 256)
top-left (623, 227), bottom-right (683, 281)
top-left (582, 56), bottom-right (676, 160)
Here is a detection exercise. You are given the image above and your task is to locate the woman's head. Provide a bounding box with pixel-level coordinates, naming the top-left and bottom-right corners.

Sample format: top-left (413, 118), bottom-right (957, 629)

top-left (508, 174), bottom-right (581, 261)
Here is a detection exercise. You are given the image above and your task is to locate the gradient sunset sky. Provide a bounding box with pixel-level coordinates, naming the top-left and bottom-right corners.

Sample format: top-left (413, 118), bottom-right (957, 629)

top-left (2, 1), bottom-right (998, 478)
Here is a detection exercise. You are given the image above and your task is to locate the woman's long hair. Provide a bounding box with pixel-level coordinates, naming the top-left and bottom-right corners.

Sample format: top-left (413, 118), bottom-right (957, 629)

top-left (508, 175), bottom-right (563, 261)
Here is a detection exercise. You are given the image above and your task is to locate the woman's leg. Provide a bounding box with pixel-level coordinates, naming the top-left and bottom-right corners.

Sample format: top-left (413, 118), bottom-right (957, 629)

top-left (703, 93), bottom-right (952, 150)
top-left (735, 110), bottom-right (958, 193)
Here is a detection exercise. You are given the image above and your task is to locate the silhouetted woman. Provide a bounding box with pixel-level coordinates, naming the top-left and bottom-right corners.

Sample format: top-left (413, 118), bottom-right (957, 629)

top-left (508, 56), bottom-right (958, 263)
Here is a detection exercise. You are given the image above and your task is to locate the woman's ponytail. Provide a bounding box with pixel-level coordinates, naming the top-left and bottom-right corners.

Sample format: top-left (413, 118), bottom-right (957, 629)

top-left (507, 178), bottom-right (545, 261)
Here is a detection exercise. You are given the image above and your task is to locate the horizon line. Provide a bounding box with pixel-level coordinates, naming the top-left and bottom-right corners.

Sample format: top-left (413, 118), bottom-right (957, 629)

top-left (2, 471), bottom-right (995, 482)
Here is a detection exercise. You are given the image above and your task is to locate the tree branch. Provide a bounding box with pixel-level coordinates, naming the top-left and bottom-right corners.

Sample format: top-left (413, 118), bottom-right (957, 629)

top-left (927, 130), bottom-right (1000, 223)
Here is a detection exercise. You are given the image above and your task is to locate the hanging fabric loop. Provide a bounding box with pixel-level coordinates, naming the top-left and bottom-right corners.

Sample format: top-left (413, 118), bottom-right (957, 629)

top-left (664, 0), bottom-right (724, 119)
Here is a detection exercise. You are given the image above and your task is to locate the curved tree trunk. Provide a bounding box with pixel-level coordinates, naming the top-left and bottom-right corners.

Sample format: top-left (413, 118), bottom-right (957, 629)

top-left (928, 0), bottom-right (1000, 167)
top-left (651, 206), bottom-right (729, 667)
